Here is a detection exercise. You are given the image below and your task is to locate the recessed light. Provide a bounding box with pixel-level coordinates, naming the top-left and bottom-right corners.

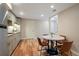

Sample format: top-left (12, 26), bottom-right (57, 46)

top-left (41, 14), bottom-right (44, 17)
top-left (20, 12), bottom-right (24, 15)
top-left (50, 5), bottom-right (54, 8)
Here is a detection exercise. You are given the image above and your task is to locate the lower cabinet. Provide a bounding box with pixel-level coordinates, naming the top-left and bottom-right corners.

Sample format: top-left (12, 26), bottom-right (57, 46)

top-left (8, 33), bottom-right (21, 55)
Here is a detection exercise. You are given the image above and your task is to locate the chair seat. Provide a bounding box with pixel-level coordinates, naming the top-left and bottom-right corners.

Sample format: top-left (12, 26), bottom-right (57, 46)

top-left (56, 43), bottom-right (63, 49)
top-left (57, 43), bottom-right (63, 45)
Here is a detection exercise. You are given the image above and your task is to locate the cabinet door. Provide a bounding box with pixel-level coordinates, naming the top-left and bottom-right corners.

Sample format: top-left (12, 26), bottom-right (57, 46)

top-left (15, 33), bottom-right (21, 44)
top-left (12, 35), bottom-right (17, 51)
top-left (9, 40), bottom-right (13, 54)
top-left (8, 33), bottom-right (21, 55)
top-left (0, 28), bottom-right (9, 56)
top-left (8, 35), bottom-right (14, 54)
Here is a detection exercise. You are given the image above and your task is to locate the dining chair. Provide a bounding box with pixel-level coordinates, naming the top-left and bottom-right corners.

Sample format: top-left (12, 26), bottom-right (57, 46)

top-left (57, 35), bottom-right (67, 43)
top-left (56, 35), bottom-right (67, 48)
top-left (37, 37), bottom-right (48, 55)
top-left (59, 41), bottom-right (73, 56)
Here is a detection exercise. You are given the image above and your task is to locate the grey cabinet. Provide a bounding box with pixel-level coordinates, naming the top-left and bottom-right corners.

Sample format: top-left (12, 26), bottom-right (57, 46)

top-left (8, 32), bottom-right (21, 55)
top-left (0, 28), bottom-right (9, 56)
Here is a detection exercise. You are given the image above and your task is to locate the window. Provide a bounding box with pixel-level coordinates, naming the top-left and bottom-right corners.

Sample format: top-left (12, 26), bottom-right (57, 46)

top-left (50, 15), bottom-right (58, 34)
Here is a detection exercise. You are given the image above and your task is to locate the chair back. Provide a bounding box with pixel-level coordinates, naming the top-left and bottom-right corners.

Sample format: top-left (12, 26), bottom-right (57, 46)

top-left (37, 37), bottom-right (42, 46)
top-left (61, 41), bottom-right (73, 52)
top-left (60, 35), bottom-right (67, 40)
top-left (43, 39), bottom-right (48, 43)
top-left (57, 35), bottom-right (67, 44)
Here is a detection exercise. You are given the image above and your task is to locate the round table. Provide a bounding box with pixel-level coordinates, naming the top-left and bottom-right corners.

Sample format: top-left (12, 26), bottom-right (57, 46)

top-left (42, 35), bottom-right (65, 49)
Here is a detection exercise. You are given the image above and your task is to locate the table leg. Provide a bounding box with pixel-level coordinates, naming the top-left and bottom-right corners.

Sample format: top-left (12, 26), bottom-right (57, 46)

top-left (48, 40), bottom-right (55, 49)
top-left (48, 40), bottom-right (53, 49)
top-left (56, 41), bottom-right (57, 47)
top-left (55, 41), bottom-right (58, 51)
top-left (51, 40), bottom-right (54, 48)
top-left (48, 40), bottom-right (50, 49)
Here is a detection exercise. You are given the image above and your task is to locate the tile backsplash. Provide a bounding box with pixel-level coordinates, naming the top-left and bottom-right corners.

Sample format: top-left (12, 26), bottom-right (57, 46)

top-left (8, 24), bottom-right (20, 34)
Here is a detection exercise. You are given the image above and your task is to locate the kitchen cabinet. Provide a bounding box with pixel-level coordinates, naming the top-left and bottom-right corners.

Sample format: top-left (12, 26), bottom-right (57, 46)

top-left (0, 27), bottom-right (9, 56)
top-left (7, 10), bottom-right (21, 55)
top-left (8, 32), bottom-right (21, 55)
top-left (0, 4), bottom-right (9, 56)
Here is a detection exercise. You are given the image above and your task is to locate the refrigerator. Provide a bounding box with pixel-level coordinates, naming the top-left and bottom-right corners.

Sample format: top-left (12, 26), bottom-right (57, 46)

top-left (0, 3), bottom-right (9, 56)
top-left (0, 25), bottom-right (9, 56)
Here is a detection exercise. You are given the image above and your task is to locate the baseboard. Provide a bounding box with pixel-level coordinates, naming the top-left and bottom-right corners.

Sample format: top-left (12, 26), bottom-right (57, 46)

top-left (10, 40), bottom-right (22, 56)
top-left (71, 50), bottom-right (79, 56)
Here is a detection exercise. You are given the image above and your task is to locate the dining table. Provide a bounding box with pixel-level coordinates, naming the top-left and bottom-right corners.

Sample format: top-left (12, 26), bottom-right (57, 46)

top-left (42, 34), bottom-right (65, 49)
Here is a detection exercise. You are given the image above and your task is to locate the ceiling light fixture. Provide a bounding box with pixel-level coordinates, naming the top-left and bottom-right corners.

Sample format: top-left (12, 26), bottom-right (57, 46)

top-left (20, 12), bottom-right (24, 15)
top-left (41, 14), bottom-right (44, 17)
top-left (50, 5), bottom-right (54, 8)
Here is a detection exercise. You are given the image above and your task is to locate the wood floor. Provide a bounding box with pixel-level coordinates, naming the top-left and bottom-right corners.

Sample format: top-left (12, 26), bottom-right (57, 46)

top-left (12, 39), bottom-right (45, 56)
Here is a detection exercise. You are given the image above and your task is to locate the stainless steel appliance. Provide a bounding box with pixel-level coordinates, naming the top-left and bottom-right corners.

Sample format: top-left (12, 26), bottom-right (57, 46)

top-left (0, 25), bottom-right (9, 56)
top-left (0, 3), bottom-right (9, 56)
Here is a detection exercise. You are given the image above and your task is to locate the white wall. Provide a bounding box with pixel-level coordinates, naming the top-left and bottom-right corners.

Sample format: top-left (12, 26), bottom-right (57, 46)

top-left (21, 19), bottom-right (49, 39)
top-left (58, 4), bottom-right (79, 55)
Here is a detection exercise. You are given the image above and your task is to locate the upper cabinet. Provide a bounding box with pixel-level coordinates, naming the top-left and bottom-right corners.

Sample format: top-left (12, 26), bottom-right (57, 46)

top-left (7, 11), bottom-right (16, 26)
top-left (16, 18), bottom-right (21, 25)
top-left (0, 3), bottom-right (13, 25)
top-left (0, 4), bottom-right (8, 25)
top-left (7, 11), bottom-right (21, 34)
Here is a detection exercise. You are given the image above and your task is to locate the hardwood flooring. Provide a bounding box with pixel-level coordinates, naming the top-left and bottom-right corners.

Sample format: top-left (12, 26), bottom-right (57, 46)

top-left (12, 39), bottom-right (45, 56)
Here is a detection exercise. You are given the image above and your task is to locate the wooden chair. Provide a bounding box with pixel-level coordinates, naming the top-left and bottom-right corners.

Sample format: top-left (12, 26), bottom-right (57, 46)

top-left (56, 35), bottom-right (67, 48)
top-left (37, 37), bottom-right (48, 49)
top-left (59, 41), bottom-right (73, 56)
top-left (37, 37), bottom-right (48, 55)
top-left (57, 35), bottom-right (67, 43)
top-left (43, 38), bottom-right (49, 44)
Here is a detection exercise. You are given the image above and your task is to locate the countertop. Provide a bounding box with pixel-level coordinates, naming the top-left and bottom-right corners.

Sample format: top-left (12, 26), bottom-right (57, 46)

top-left (8, 32), bottom-right (20, 37)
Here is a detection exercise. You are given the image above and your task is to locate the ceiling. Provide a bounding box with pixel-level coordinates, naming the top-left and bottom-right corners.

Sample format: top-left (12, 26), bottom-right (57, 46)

top-left (11, 3), bottom-right (76, 20)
